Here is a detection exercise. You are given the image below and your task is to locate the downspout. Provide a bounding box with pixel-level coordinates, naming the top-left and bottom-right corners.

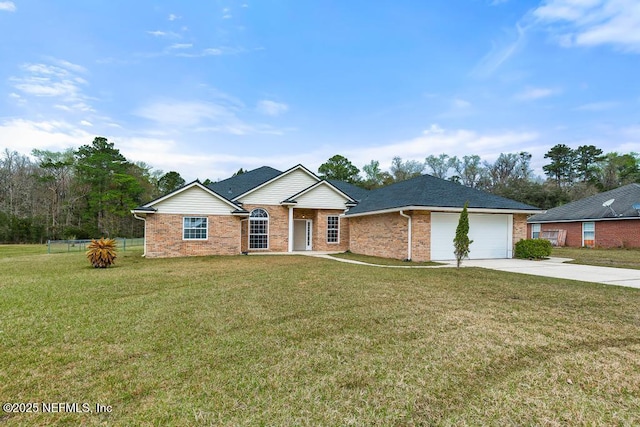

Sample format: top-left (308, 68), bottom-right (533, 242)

top-left (399, 210), bottom-right (412, 261)
top-left (133, 214), bottom-right (147, 257)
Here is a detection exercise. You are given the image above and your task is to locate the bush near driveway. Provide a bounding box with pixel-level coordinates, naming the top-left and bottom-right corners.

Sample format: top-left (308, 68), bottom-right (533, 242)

top-left (515, 238), bottom-right (553, 259)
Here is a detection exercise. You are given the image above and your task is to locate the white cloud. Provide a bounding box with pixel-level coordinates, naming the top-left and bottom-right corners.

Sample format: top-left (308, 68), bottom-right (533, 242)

top-left (135, 100), bottom-right (233, 128)
top-left (13, 79), bottom-right (79, 97)
top-left (168, 43), bottom-right (193, 50)
top-left (80, 120), bottom-right (93, 127)
top-left (147, 30), bottom-right (180, 38)
top-left (10, 62), bottom-right (89, 102)
top-left (0, 1), bottom-right (16, 12)
top-left (202, 48), bottom-right (223, 56)
top-left (575, 101), bottom-right (619, 111)
top-left (49, 58), bottom-right (87, 74)
top-left (134, 99), bottom-right (284, 136)
top-left (8, 60), bottom-right (96, 116)
top-left (452, 98), bottom-right (472, 109)
top-left (256, 100), bottom-right (289, 116)
top-left (0, 119), bottom-right (92, 154)
top-left (340, 124), bottom-right (540, 171)
top-left (168, 14), bottom-right (180, 21)
top-left (533, 0), bottom-right (640, 52)
top-left (516, 86), bottom-right (561, 100)
top-left (472, 23), bottom-right (528, 77)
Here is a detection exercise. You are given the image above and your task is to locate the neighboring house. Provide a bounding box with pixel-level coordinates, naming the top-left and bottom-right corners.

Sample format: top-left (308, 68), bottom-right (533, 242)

top-left (132, 164), bottom-right (541, 261)
top-left (527, 183), bottom-right (640, 248)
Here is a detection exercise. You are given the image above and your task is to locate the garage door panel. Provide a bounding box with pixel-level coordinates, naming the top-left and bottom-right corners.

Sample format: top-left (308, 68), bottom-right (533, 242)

top-left (431, 213), bottom-right (511, 260)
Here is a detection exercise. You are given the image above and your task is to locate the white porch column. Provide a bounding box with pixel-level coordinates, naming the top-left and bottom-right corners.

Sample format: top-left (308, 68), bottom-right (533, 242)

top-left (288, 206), bottom-right (294, 252)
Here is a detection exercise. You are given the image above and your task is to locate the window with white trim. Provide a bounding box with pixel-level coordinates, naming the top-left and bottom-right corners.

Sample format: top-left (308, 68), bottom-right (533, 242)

top-left (531, 223), bottom-right (541, 239)
top-left (582, 222), bottom-right (595, 247)
top-left (327, 215), bottom-right (339, 243)
top-left (183, 217), bottom-right (207, 240)
top-left (249, 208), bottom-right (269, 249)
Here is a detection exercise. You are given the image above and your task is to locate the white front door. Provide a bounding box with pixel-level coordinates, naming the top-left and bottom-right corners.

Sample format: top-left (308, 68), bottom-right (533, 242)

top-left (294, 220), bottom-right (312, 251)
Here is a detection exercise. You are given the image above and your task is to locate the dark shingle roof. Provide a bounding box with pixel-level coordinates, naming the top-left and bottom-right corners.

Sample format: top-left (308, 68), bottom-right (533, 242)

top-left (528, 183), bottom-right (640, 222)
top-left (207, 166), bottom-right (282, 200)
top-left (327, 179), bottom-right (370, 202)
top-left (346, 174), bottom-right (539, 215)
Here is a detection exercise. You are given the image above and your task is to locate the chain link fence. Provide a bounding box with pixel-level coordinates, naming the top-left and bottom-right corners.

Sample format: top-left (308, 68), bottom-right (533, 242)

top-left (47, 238), bottom-right (144, 254)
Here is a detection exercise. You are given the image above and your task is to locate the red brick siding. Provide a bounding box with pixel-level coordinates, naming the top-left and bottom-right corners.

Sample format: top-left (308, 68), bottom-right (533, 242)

top-left (512, 214), bottom-right (528, 255)
top-left (243, 205), bottom-right (349, 252)
top-left (349, 212), bottom-right (409, 260)
top-left (145, 214), bottom-right (242, 258)
top-left (596, 220), bottom-right (640, 248)
top-left (411, 211), bottom-right (431, 262)
top-left (527, 219), bottom-right (640, 248)
top-left (350, 211), bottom-right (522, 261)
top-left (526, 222), bottom-right (583, 247)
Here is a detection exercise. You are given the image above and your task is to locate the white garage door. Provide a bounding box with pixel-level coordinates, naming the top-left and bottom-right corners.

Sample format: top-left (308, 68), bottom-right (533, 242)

top-left (430, 212), bottom-right (512, 260)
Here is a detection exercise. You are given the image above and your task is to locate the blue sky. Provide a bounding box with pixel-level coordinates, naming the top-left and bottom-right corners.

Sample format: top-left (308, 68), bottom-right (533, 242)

top-left (1, 0), bottom-right (639, 182)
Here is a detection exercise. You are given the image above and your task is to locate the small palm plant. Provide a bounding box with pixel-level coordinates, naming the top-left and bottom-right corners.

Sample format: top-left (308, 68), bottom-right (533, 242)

top-left (86, 237), bottom-right (117, 268)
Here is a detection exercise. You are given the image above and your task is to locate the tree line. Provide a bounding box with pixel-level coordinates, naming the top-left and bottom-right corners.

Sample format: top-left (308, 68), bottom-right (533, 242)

top-left (1, 137), bottom-right (638, 243)
top-left (317, 146), bottom-right (640, 209)
top-left (0, 137), bottom-right (186, 243)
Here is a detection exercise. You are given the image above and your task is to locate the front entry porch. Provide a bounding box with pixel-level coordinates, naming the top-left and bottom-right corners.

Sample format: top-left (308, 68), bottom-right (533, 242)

top-left (288, 207), bottom-right (317, 252)
top-left (293, 219), bottom-right (313, 251)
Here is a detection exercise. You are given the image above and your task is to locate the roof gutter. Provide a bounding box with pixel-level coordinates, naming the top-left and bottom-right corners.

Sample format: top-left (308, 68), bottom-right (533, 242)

top-left (399, 210), bottom-right (412, 261)
top-left (346, 205), bottom-right (543, 218)
top-left (132, 213), bottom-right (147, 257)
top-left (528, 216), bottom-right (640, 224)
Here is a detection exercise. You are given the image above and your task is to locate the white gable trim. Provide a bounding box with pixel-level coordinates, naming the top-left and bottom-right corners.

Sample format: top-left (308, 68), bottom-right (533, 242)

top-left (142, 181), bottom-right (241, 211)
top-left (232, 164), bottom-right (320, 201)
top-left (284, 180), bottom-right (357, 204)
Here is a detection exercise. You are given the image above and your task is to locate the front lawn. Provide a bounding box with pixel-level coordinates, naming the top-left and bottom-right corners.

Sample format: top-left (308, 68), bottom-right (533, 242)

top-left (330, 252), bottom-right (444, 266)
top-left (552, 246), bottom-right (640, 269)
top-left (0, 244), bottom-right (46, 258)
top-left (1, 248), bottom-right (639, 425)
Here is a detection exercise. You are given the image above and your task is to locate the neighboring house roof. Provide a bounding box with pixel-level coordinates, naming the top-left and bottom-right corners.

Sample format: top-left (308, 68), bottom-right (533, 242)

top-left (207, 166), bottom-right (282, 200)
top-left (528, 183), bottom-right (640, 223)
top-left (346, 173), bottom-right (540, 216)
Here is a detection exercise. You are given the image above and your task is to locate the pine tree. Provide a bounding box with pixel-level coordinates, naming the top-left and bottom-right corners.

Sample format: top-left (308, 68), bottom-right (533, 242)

top-left (454, 202), bottom-right (473, 268)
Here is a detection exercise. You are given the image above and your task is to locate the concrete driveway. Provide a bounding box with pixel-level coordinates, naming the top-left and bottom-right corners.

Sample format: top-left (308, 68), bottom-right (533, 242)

top-left (451, 257), bottom-right (640, 289)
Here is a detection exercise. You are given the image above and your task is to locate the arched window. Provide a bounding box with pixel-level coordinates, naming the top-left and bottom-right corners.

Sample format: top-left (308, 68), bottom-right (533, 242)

top-left (249, 208), bottom-right (269, 249)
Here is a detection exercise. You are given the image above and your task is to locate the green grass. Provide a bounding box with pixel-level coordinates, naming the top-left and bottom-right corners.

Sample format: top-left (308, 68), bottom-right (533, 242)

top-left (0, 244), bottom-right (47, 257)
top-left (1, 246), bottom-right (639, 425)
top-left (330, 252), bottom-right (444, 266)
top-left (553, 247), bottom-right (640, 270)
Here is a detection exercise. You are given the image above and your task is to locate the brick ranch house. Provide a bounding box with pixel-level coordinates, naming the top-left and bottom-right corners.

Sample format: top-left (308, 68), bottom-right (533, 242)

top-left (132, 164), bottom-right (541, 261)
top-left (527, 183), bottom-right (640, 248)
